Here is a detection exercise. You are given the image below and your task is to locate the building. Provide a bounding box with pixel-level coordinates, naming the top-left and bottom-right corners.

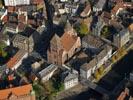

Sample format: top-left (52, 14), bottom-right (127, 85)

top-left (65, 3), bottom-right (79, 15)
top-left (80, 45), bottom-right (112, 80)
top-left (12, 34), bottom-right (34, 52)
top-left (80, 3), bottom-right (91, 18)
top-left (113, 29), bottom-right (130, 48)
top-left (0, 8), bottom-right (7, 21)
top-left (111, 3), bottom-right (124, 19)
top-left (82, 34), bottom-right (105, 53)
top-left (4, 0), bottom-right (30, 6)
top-left (62, 69), bottom-right (78, 90)
top-left (0, 84), bottom-right (35, 100)
top-left (47, 22), bottom-right (81, 65)
top-left (38, 64), bottom-right (58, 82)
top-left (93, 0), bottom-right (107, 12)
top-left (6, 50), bottom-right (28, 70)
top-left (128, 23), bottom-right (133, 37)
top-left (12, 27), bottom-right (40, 52)
top-left (92, 16), bottom-right (105, 36)
top-left (100, 11), bottom-right (111, 25)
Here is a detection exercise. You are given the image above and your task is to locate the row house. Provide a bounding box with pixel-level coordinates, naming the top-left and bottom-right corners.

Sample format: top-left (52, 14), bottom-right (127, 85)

top-left (80, 45), bottom-right (112, 80)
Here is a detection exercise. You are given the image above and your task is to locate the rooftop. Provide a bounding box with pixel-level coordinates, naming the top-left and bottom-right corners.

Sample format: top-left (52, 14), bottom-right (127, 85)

top-left (0, 84), bottom-right (33, 100)
top-left (82, 35), bottom-right (105, 49)
top-left (13, 34), bottom-right (28, 44)
top-left (6, 49), bottom-right (27, 69)
top-left (80, 3), bottom-right (91, 17)
top-left (61, 33), bottom-right (78, 51)
top-left (94, 0), bottom-right (107, 9)
top-left (38, 64), bottom-right (57, 78)
top-left (81, 45), bottom-right (112, 71)
top-left (62, 69), bottom-right (78, 83)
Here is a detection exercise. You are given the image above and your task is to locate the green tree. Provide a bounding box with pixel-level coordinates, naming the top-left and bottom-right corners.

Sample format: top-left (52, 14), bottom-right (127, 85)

top-left (0, 42), bottom-right (7, 58)
top-left (76, 23), bottom-right (89, 36)
top-left (101, 26), bottom-right (109, 38)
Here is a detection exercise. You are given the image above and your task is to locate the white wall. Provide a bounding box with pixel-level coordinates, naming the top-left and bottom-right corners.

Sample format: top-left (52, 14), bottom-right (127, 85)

top-left (64, 78), bottom-right (78, 90)
top-left (4, 0), bottom-right (30, 6)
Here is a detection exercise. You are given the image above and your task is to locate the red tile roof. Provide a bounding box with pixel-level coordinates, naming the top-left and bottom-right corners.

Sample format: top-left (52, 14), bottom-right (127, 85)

top-left (31, 0), bottom-right (44, 4)
top-left (6, 50), bottom-right (27, 69)
top-left (111, 3), bottom-right (124, 15)
top-left (2, 15), bottom-right (8, 23)
top-left (0, 84), bottom-right (33, 100)
top-left (61, 33), bottom-right (78, 51)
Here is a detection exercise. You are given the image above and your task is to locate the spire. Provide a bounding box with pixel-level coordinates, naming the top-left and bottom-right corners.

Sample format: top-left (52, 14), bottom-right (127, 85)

top-left (64, 20), bottom-right (72, 32)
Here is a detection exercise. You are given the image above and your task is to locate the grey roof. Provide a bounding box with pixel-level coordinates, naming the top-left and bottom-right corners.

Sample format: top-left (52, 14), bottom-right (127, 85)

top-left (38, 64), bottom-right (57, 78)
top-left (94, 0), bottom-right (107, 9)
top-left (119, 28), bottom-right (129, 37)
top-left (62, 69), bottom-right (78, 83)
top-left (82, 35), bottom-right (105, 49)
top-left (13, 34), bottom-right (28, 44)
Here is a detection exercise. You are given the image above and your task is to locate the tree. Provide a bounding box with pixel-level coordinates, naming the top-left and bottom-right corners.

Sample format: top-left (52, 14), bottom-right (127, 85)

top-left (76, 22), bottom-right (89, 37)
top-left (0, 42), bottom-right (7, 58)
top-left (101, 26), bottom-right (110, 38)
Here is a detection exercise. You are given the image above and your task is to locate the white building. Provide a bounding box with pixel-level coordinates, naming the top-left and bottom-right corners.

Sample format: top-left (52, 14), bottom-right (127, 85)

top-left (4, 0), bottom-right (30, 6)
top-left (113, 29), bottom-right (130, 48)
top-left (80, 45), bottom-right (112, 80)
top-left (38, 64), bottom-right (58, 82)
top-left (62, 69), bottom-right (79, 90)
top-left (93, 0), bottom-right (107, 12)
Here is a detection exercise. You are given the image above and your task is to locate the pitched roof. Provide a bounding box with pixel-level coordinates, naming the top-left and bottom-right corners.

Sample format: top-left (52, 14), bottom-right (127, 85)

top-left (6, 50), bottom-right (27, 69)
top-left (80, 3), bottom-right (91, 17)
top-left (111, 3), bottom-right (124, 15)
top-left (82, 35), bottom-right (104, 48)
top-left (101, 11), bottom-right (111, 24)
top-left (0, 84), bottom-right (32, 100)
top-left (62, 69), bottom-right (78, 83)
top-left (61, 33), bottom-right (78, 51)
top-left (81, 58), bottom-right (97, 71)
